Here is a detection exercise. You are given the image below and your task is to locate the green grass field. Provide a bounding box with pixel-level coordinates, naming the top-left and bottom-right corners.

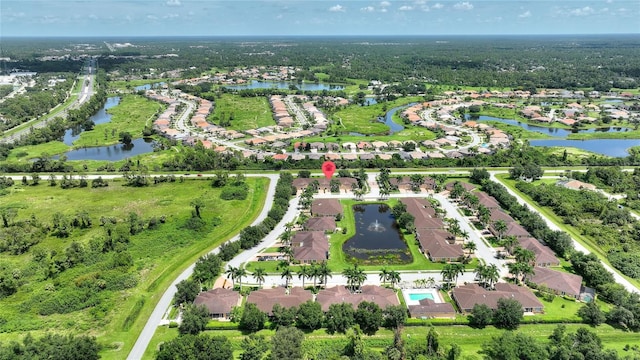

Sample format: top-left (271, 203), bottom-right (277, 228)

top-left (208, 94), bottom-right (274, 131)
top-left (143, 322), bottom-right (639, 360)
top-left (72, 94), bottom-right (164, 147)
top-left (333, 97), bottom-right (423, 135)
top-left (0, 177), bottom-right (269, 360)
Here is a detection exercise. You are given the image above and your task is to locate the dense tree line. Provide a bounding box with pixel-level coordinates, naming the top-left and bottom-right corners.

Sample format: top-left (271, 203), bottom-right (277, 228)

top-left (0, 333), bottom-right (99, 360)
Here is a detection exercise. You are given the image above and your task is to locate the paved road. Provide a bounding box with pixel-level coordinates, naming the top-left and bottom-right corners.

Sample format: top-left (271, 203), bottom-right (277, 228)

top-left (489, 172), bottom-right (639, 294)
top-left (126, 174), bottom-right (279, 360)
top-left (1, 59), bottom-right (96, 144)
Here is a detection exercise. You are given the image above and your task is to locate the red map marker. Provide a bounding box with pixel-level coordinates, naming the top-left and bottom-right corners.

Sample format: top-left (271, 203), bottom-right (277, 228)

top-left (322, 161), bottom-right (336, 179)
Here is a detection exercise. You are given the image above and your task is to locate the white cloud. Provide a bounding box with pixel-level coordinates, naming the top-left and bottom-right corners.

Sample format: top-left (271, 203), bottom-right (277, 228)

top-left (166, 0), bottom-right (181, 6)
top-left (163, 13), bottom-right (179, 19)
top-left (329, 4), bottom-right (345, 12)
top-left (453, 2), bottom-right (473, 10)
top-left (380, 8), bottom-right (388, 12)
top-left (569, 6), bottom-right (595, 16)
top-left (380, 1), bottom-right (391, 7)
top-left (360, 6), bottom-right (375, 12)
top-left (147, 14), bottom-right (158, 20)
top-left (398, 5), bottom-right (413, 11)
top-left (432, 3), bottom-right (444, 9)
top-left (518, 10), bottom-right (531, 18)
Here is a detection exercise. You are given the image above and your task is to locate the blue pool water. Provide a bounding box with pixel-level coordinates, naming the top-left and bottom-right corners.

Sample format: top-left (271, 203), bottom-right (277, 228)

top-left (409, 293), bottom-right (435, 301)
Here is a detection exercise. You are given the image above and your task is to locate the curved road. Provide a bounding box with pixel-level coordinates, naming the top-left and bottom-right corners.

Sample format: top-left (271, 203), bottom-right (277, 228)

top-left (126, 173), bottom-right (280, 360)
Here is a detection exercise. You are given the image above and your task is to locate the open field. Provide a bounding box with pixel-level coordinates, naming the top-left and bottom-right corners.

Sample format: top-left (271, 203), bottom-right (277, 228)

top-left (208, 94), bottom-right (274, 131)
top-left (142, 322), bottom-right (640, 359)
top-left (73, 94), bottom-right (164, 147)
top-left (0, 177), bottom-right (269, 360)
top-left (333, 97), bottom-right (423, 135)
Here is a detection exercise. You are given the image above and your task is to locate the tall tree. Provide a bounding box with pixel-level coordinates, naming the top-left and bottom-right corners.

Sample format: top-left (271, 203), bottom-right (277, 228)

top-left (270, 327), bottom-right (304, 360)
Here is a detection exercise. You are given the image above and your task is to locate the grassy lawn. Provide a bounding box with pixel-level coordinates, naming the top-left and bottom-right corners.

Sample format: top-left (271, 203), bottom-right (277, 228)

top-left (494, 174), bottom-right (640, 290)
top-left (567, 128), bottom-right (640, 140)
top-left (0, 177), bottom-right (269, 360)
top-left (144, 323), bottom-right (638, 359)
top-left (73, 94), bottom-right (164, 147)
top-left (6, 141), bottom-right (70, 160)
top-left (333, 97), bottom-right (423, 135)
top-left (208, 94), bottom-right (274, 131)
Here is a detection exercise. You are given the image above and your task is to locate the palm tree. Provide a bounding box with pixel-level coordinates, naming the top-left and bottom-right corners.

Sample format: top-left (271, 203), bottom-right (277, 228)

top-left (440, 264), bottom-right (458, 289)
top-left (493, 220), bottom-right (508, 241)
top-left (281, 246), bottom-right (294, 262)
top-left (474, 264), bottom-right (487, 286)
top-left (463, 241), bottom-right (477, 256)
top-left (388, 270), bottom-right (401, 289)
top-left (317, 261), bottom-right (332, 288)
top-left (502, 235), bottom-right (519, 255)
top-left (513, 246), bottom-right (536, 265)
top-left (425, 277), bottom-right (436, 289)
top-left (235, 267), bottom-right (247, 290)
top-left (484, 264), bottom-right (500, 289)
top-left (477, 205), bottom-right (491, 227)
top-left (298, 266), bottom-right (312, 288)
top-left (460, 230), bottom-right (470, 243)
top-left (452, 263), bottom-right (465, 287)
top-left (309, 263), bottom-right (319, 288)
top-left (225, 265), bottom-right (238, 285)
top-left (379, 267), bottom-right (390, 286)
top-left (343, 264), bottom-right (366, 293)
top-left (281, 265), bottom-right (293, 288)
top-left (277, 259), bottom-right (290, 271)
top-left (379, 186), bottom-right (391, 200)
top-left (252, 267), bottom-right (266, 288)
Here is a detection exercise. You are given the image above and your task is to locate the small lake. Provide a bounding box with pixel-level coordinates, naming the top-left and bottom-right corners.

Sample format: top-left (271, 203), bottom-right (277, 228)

top-left (467, 115), bottom-right (636, 157)
top-left (468, 115), bottom-right (629, 138)
top-left (135, 82), bottom-right (166, 91)
top-left (378, 103), bottom-right (414, 134)
top-left (342, 204), bottom-right (411, 262)
top-left (224, 80), bottom-right (344, 91)
top-left (529, 139), bottom-right (639, 157)
top-left (363, 97), bottom-right (378, 105)
top-left (61, 138), bottom-right (156, 161)
top-left (62, 96), bottom-right (120, 146)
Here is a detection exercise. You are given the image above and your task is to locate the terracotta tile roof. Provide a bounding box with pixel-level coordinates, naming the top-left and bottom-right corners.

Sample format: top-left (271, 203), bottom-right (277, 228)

top-left (194, 288), bottom-right (241, 316)
top-left (408, 298), bottom-right (456, 319)
top-left (452, 283), bottom-right (543, 312)
top-left (528, 267), bottom-right (582, 297)
top-left (291, 231), bottom-right (329, 262)
top-left (311, 199), bottom-right (343, 217)
top-left (246, 287), bottom-right (314, 315)
top-left (303, 217), bottom-right (337, 232)
top-left (519, 237), bottom-right (559, 267)
top-left (316, 285), bottom-right (399, 312)
top-left (415, 229), bottom-right (463, 261)
top-left (476, 192), bottom-right (501, 209)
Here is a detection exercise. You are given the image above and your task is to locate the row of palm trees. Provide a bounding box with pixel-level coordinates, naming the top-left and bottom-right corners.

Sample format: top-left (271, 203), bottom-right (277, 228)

top-left (225, 261), bottom-right (333, 290)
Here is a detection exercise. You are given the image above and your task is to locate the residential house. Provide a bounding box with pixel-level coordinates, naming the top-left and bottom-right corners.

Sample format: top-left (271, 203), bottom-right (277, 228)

top-left (311, 199), bottom-right (343, 217)
top-left (408, 298), bottom-right (456, 319)
top-left (291, 231), bottom-right (329, 263)
top-left (303, 217), bottom-right (337, 232)
top-left (527, 266), bottom-right (583, 298)
top-left (415, 229), bottom-right (464, 262)
top-left (193, 288), bottom-right (241, 319)
top-left (452, 283), bottom-right (543, 313)
top-left (246, 287), bottom-right (314, 315)
top-left (519, 237), bottom-right (560, 267)
top-left (315, 285), bottom-right (400, 311)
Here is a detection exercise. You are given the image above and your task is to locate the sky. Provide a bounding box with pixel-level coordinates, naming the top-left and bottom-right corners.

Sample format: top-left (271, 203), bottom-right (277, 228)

top-left (1, 0), bottom-right (639, 37)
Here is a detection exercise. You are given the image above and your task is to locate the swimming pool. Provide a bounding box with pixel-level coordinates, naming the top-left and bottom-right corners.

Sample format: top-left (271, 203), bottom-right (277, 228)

top-left (408, 293), bottom-right (435, 301)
